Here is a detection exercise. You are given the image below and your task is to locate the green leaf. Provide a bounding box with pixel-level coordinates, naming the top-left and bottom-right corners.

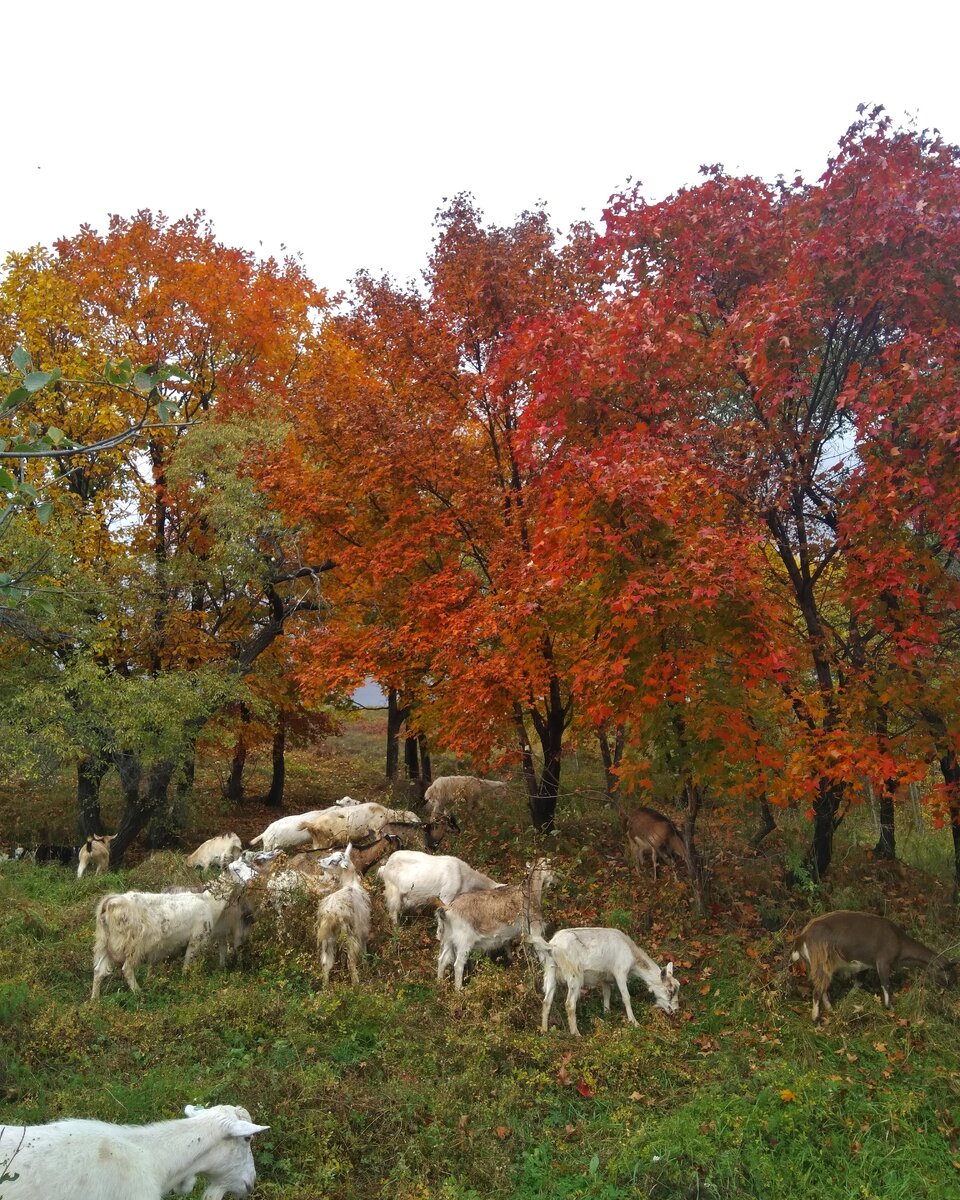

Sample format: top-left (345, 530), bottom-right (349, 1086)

top-left (133, 371), bottom-right (156, 394)
top-left (103, 358), bottom-right (134, 386)
top-left (35, 501), bottom-right (53, 525)
top-left (157, 400), bottom-right (175, 422)
top-left (45, 427), bottom-right (65, 446)
top-left (0, 573), bottom-right (12, 587)
top-left (11, 347), bottom-right (32, 373)
top-left (23, 369), bottom-right (61, 393)
top-left (0, 469), bottom-right (16, 492)
top-left (2, 386), bottom-right (29, 412)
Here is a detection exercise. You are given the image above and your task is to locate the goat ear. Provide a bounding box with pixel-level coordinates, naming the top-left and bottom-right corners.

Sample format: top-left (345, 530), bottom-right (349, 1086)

top-left (227, 1119), bottom-right (270, 1137)
top-left (663, 961), bottom-right (675, 979)
top-left (184, 1105), bottom-right (205, 1118)
top-left (447, 812), bottom-right (461, 832)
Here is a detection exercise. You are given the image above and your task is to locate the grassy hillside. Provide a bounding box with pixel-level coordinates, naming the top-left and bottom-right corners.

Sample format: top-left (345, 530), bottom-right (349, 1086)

top-left (1, 713), bottom-right (959, 1199)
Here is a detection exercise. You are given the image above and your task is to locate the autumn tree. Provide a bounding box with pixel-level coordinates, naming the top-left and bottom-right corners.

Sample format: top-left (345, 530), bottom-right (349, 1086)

top-left (0, 215), bottom-right (331, 857)
top-left (515, 108), bottom-right (960, 878)
top-left (267, 197), bottom-right (597, 829)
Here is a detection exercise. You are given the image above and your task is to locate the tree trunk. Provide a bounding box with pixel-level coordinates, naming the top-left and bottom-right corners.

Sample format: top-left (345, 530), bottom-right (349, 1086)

top-left (262, 711), bottom-right (286, 809)
top-left (597, 723), bottom-right (626, 798)
top-left (681, 778), bottom-right (707, 916)
top-left (225, 702), bottom-right (250, 804)
top-left (77, 753), bottom-right (109, 838)
top-left (418, 733), bottom-right (432, 786)
top-left (749, 795), bottom-right (777, 850)
top-left (109, 758), bottom-right (175, 864)
top-left (872, 707), bottom-right (897, 860)
top-left (404, 734), bottom-right (420, 781)
top-left (514, 690), bottom-right (569, 833)
top-left (939, 750), bottom-right (960, 901)
top-left (147, 751), bottom-right (194, 849)
top-left (385, 689), bottom-right (409, 781)
top-left (805, 778), bottom-right (844, 880)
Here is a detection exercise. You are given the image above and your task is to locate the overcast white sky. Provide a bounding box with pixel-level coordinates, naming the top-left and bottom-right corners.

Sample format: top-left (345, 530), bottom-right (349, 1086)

top-left (5, 1), bottom-right (959, 293)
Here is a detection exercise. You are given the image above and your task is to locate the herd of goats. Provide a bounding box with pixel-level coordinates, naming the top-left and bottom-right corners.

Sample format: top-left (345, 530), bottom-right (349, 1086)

top-left (1, 774), bottom-right (956, 1199)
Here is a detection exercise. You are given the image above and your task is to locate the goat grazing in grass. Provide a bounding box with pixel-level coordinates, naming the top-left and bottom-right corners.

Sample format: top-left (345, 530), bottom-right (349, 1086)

top-left (624, 806), bottom-right (688, 881)
top-left (424, 775), bottom-right (509, 821)
top-left (314, 846), bottom-right (372, 986)
top-left (791, 910), bottom-right (955, 1024)
top-left (0, 1103), bottom-right (268, 1200)
top-left (186, 833), bottom-right (242, 871)
top-left (436, 859), bottom-right (554, 990)
top-left (377, 850), bottom-right (501, 925)
top-left (77, 834), bottom-right (116, 878)
top-left (529, 927), bottom-right (680, 1035)
top-left (91, 885), bottom-right (248, 999)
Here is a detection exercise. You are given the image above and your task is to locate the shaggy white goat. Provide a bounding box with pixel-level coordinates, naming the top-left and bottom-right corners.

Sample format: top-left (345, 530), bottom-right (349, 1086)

top-left (91, 887), bottom-right (245, 999)
top-left (314, 846), bottom-right (373, 985)
top-left (298, 802), bottom-right (421, 850)
top-left (0, 1103), bottom-right (268, 1200)
top-left (77, 834), bottom-right (116, 878)
top-left (529, 927), bottom-right (680, 1035)
top-left (436, 860), bottom-right (554, 990)
top-left (424, 775), bottom-right (509, 821)
top-left (187, 833), bottom-right (243, 871)
top-left (376, 850), bottom-right (501, 925)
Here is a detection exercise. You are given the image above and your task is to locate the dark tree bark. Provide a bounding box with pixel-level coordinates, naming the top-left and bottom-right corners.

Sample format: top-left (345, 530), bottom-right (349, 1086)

top-left (514, 675), bottom-right (571, 834)
top-left (147, 750), bottom-right (195, 849)
top-left (681, 778), bottom-right (707, 916)
top-left (597, 722), bottom-right (626, 799)
top-left (872, 706), bottom-right (897, 860)
top-left (749, 795), bottom-right (777, 849)
top-left (110, 759), bottom-right (176, 864)
top-left (404, 734), bottom-right (420, 781)
top-left (385, 689), bottom-right (410, 781)
top-left (939, 750), bottom-right (960, 901)
top-left (418, 733), bottom-right (432, 786)
top-left (262, 711), bottom-right (287, 809)
top-left (225, 703), bottom-right (251, 804)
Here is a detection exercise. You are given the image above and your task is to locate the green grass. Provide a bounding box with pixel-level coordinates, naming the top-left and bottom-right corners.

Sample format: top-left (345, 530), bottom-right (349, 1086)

top-left (1, 718), bottom-right (959, 1198)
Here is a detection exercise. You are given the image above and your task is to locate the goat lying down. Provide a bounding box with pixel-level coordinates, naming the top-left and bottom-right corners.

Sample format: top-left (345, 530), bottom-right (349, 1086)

top-left (0, 1103), bottom-right (268, 1200)
top-left (528, 927), bottom-right (679, 1035)
top-left (791, 909), bottom-right (954, 1023)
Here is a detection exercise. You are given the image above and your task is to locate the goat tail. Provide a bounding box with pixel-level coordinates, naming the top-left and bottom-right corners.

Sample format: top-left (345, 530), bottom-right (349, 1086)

top-left (804, 940), bottom-right (837, 992)
top-left (249, 834), bottom-right (264, 848)
top-left (315, 911), bottom-right (337, 949)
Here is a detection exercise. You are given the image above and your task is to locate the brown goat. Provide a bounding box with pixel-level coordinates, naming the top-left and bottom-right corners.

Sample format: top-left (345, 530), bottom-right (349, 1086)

top-left (791, 910), bottom-right (954, 1024)
top-left (624, 807), bottom-right (687, 881)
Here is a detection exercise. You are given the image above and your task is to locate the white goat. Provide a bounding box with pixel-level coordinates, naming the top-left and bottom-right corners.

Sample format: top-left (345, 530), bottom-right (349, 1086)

top-left (529, 927), bottom-right (680, 1035)
top-left (314, 846), bottom-right (372, 986)
top-left (424, 775), bottom-right (509, 821)
top-left (187, 833), bottom-right (243, 871)
top-left (298, 802), bottom-right (421, 850)
top-left (248, 809), bottom-right (331, 852)
top-left (91, 887), bottom-right (246, 999)
top-left (77, 834), bottom-right (116, 878)
top-left (436, 860), bottom-right (554, 990)
top-left (0, 1103), bottom-right (268, 1200)
top-left (377, 850), bottom-right (501, 925)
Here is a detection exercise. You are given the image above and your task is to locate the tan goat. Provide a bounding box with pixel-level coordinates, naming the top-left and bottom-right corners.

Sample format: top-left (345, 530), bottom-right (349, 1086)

top-left (624, 806), bottom-right (687, 881)
top-left (791, 910), bottom-right (954, 1024)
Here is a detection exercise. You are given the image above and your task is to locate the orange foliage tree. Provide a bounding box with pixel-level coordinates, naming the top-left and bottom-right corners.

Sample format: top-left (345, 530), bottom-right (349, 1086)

top-left (263, 197), bottom-right (597, 829)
